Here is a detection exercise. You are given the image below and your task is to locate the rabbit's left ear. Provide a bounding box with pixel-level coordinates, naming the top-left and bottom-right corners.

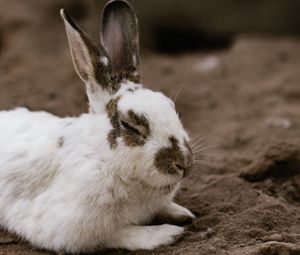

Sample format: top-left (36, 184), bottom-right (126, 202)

top-left (61, 9), bottom-right (118, 90)
top-left (101, 0), bottom-right (140, 83)
top-left (61, 9), bottom-right (120, 113)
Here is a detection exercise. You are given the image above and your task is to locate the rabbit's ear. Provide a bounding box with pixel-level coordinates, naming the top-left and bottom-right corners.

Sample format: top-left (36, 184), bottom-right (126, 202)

top-left (61, 9), bottom-right (119, 94)
top-left (101, 0), bottom-right (140, 83)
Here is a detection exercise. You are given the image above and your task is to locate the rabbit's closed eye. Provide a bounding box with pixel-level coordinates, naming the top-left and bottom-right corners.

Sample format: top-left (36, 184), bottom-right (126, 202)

top-left (121, 120), bottom-right (141, 136)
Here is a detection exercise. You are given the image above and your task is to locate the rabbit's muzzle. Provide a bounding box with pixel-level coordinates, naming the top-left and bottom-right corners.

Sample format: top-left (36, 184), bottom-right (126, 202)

top-left (154, 136), bottom-right (193, 177)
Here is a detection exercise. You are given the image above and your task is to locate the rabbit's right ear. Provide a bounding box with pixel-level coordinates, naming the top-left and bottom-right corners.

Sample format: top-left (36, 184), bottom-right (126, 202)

top-left (101, 0), bottom-right (140, 83)
top-left (61, 9), bottom-right (119, 94)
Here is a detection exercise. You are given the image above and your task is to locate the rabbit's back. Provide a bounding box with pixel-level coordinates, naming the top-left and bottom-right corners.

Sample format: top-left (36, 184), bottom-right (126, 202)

top-left (0, 107), bottom-right (60, 144)
top-left (0, 107), bottom-right (64, 183)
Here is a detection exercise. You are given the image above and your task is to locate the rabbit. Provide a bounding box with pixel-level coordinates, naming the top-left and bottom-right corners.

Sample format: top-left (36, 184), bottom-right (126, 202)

top-left (0, 0), bottom-right (195, 253)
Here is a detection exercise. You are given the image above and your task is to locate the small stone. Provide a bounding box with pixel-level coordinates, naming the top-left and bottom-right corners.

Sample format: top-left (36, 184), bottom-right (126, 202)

top-left (197, 227), bottom-right (214, 239)
top-left (194, 56), bottom-right (220, 73)
top-left (262, 233), bottom-right (283, 242)
top-left (265, 118), bottom-right (291, 129)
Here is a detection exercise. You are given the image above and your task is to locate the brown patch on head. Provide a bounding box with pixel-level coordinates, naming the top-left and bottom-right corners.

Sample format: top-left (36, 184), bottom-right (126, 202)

top-left (128, 110), bottom-right (149, 131)
top-left (108, 129), bottom-right (119, 149)
top-left (95, 69), bottom-right (121, 94)
top-left (106, 96), bottom-right (121, 149)
top-left (106, 96), bottom-right (120, 118)
top-left (106, 99), bottom-right (151, 149)
top-left (122, 110), bottom-right (150, 147)
top-left (155, 136), bottom-right (192, 176)
top-left (57, 137), bottom-right (64, 148)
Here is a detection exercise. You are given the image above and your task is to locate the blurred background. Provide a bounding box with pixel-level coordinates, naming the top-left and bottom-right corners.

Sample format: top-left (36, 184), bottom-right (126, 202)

top-left (129, 0), bottom-right (300, 52)
top-left (0, 1), bottom-right (299, 254)
top-left (0, 0), bottom-right (299, 116)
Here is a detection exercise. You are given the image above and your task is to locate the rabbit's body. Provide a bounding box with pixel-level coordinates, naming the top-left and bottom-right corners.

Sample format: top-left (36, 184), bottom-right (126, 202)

top-left (0, 0), bottom-right (195, 252)
top-left (0, 105), bottom-right (178, 252)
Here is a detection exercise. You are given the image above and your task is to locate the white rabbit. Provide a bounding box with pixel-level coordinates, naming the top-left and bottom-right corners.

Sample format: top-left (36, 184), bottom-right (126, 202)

top-left (0, 0), bottom-right (195, 253)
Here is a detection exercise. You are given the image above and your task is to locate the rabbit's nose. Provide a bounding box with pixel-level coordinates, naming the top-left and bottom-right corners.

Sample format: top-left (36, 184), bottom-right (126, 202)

top-left (173, 156), bottom-right (193, 177)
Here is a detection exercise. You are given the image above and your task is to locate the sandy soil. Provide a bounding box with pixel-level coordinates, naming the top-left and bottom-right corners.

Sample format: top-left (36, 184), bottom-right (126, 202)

top-left (0, 1), bottom-right (300, 254)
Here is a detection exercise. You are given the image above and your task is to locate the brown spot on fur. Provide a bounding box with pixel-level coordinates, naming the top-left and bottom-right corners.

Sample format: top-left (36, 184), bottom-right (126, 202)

top-left (108, 129), bottom-right (119, 149)
top-left (128, 110), bottom-right (150, 134)
top-left (122, 110), bottom-right (150, 147)
top-left (57, 137), bottom-right (64, 148)
top-left (118, 68), bottom-right (140, 83)
top-left (106, 100), bottom-right (151, 148)
top-left (122, 129), bottom-right (144, 146)
top-left (94, 67), bottom-right (120, 94)
top-left (106, 96), bottom-right (120, 119)
top-left (106, 96), bottom-right (121, 149)
top-left (155, 136), bottom-right (192, 176)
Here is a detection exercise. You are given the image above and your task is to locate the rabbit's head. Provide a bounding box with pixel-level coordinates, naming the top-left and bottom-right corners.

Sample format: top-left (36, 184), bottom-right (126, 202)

top-left (61, 0), bottom-right (193, 189)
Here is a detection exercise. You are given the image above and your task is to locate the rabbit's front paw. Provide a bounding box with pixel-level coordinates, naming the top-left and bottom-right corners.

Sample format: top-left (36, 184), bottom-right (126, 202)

top-left (107, 224), bottom-right (184, 250)
top-left (156, 202), bottom-right (195, 226)
top-left (144, 224), bottom-right (185, 249)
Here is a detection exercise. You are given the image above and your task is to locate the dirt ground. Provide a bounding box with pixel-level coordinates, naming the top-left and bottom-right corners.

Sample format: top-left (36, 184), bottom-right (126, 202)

top-left (0, 1), bottom-right (300, 255)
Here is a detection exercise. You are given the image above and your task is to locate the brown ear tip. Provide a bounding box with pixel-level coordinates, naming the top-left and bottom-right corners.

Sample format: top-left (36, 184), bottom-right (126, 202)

top-left (60, 9), bottom-right (67, 19)
top-left (60, 9), bottom-right (79, 30)
top-left (104, 0), bottom-right (134, 13)
top-left (60, 9), bottom-right (73, 24)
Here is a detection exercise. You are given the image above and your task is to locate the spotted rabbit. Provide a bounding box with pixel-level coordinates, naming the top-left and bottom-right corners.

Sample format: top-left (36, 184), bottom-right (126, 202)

top-left (0, 0), bottom-right (195, 252)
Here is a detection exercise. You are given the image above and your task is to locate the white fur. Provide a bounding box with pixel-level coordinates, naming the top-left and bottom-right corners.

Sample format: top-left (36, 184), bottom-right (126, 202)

top-left (106, 224), bottom-right (184, 250)
top-left (0, 81), bottom-right (194, 253)
top-left (100, 56), bottom-right (109, 66)
top-left (160, 202), bottom-right (196, 219)
top-left (0, 3), bottom-right (195, 251)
